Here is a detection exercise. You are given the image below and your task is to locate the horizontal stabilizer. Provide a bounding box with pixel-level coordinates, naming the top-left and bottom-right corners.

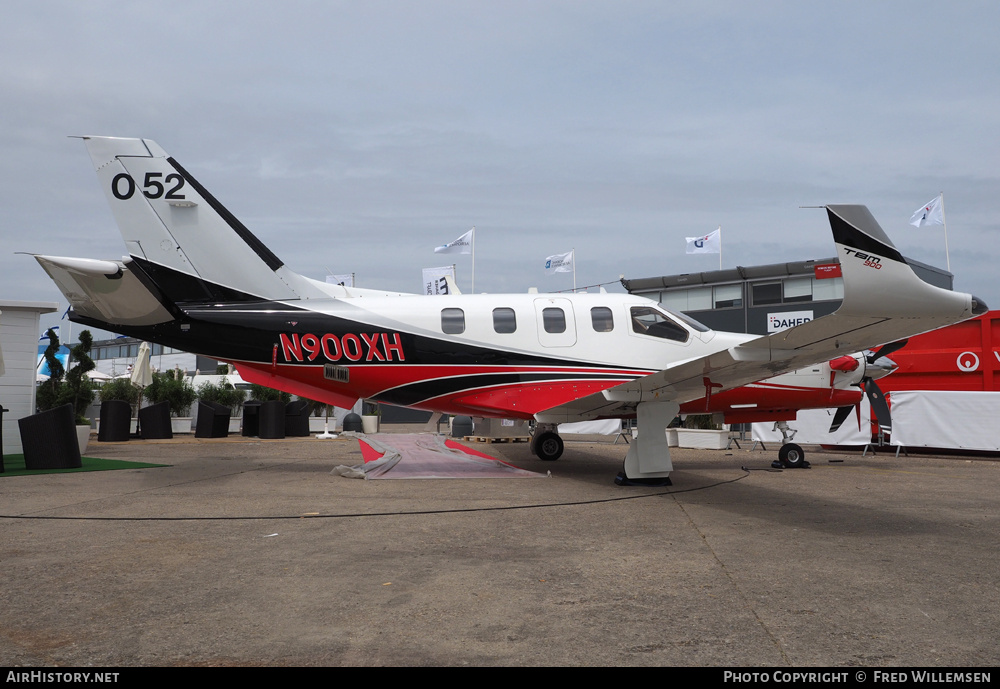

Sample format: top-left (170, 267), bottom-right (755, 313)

top-left (34, 255), bottom-right (173, 326)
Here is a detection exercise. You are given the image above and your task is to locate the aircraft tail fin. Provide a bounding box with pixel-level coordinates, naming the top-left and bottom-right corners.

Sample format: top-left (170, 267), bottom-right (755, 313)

top-left (79, 136), bottom-right (320, 304)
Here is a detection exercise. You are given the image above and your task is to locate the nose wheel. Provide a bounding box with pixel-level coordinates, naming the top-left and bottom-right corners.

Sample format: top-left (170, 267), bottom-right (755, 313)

top-left (770, 421), bottom-right (809, 469)
top-left (777, 442), bottom-right (808, 468)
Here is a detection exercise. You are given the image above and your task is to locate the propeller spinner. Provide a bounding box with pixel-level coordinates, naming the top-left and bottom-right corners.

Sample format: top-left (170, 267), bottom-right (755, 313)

top-left (828, 341), bottom-right (905, 433)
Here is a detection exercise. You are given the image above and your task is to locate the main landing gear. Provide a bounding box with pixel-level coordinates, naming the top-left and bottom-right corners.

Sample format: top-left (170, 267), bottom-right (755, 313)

top-left (531, 423), bottom-right (564, 461)
top-left (772, 420), bottom-right (809, 469)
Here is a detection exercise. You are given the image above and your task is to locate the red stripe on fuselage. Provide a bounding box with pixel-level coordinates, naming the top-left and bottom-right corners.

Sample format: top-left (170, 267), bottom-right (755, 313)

top-left (234, 361), bottom-right (647, 418)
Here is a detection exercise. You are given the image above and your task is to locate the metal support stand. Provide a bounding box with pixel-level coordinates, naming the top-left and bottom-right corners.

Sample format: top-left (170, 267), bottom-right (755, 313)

top-left (613, 420), bottom-right (630, 445)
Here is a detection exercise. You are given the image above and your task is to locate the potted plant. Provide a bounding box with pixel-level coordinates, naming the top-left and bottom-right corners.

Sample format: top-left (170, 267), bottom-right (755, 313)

top-left (198, 380), bottom-right (246, 433)
top-left (247, 383), bottom-right (291, 438)
top-left (291, 395), bottom-right (333, 432)
top-left (99, 377), bottom-right (143, 411)
top-left (362, 400), bottom-right (380, 434)
top-left (146, 370), bottom-right (197, 433)
top-left (37, 329), bottom-right (96, 452)
top-left (248, 383), bottom-right (291, 404)
top-left (97, 377), bottom-right (142, 438)
top-left (675, 414), bottom-right (729, 450)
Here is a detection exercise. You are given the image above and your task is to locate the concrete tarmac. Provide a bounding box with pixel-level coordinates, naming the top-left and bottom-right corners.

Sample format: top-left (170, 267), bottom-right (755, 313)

top-left (1, 431), bottom-right (998, 667)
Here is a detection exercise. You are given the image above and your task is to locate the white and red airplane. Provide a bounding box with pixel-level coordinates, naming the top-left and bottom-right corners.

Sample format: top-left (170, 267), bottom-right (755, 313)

top-left (33, 137), bottom-right (985, 481)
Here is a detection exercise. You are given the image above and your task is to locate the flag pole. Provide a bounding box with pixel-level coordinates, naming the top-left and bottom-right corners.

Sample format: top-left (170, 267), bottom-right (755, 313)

top-left (939, 193), bottom-right (950, 273)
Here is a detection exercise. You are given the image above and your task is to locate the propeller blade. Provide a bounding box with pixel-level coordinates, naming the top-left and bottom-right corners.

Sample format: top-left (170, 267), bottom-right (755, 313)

top-left (862, 378), bottom-right (892, 433)
top-left (829, 405), bottom-right (855, 433)
top-left (868, 339), bottom-right (908, 364)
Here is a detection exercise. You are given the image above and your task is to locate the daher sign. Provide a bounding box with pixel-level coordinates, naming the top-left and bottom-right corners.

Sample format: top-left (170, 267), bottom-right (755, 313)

top-left (768, 310), bottom-right (814, 333)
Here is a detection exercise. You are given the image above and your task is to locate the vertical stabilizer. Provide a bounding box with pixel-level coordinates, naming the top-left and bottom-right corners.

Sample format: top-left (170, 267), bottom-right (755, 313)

top-left (79, 136), bottom-right (314, 303)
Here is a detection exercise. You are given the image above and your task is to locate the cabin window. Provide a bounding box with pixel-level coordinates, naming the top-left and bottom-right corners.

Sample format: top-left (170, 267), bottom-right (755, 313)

top-left (542, 307), bottom-right (566, 333)
top-left (590, 307), bottom-right (614, 332)
top-left (441, 308), bottom-right (466, 334)
top-left (493, 308), bottom-right (517, 333)
top-left (630, 306), bottom-right (688, 342)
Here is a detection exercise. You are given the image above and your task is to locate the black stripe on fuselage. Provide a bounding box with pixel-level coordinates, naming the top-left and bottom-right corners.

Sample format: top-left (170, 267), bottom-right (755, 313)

top-left (371, 371), bottom-right (637, 407)
top-left (73, 297), bottom-right (652, 374)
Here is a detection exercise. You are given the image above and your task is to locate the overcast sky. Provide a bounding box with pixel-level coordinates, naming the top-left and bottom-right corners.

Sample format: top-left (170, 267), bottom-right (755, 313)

top-left (3, 1), bottom-right (998, 338)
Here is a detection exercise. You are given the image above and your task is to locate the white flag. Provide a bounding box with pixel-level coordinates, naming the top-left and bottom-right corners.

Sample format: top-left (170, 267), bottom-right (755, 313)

top-left (544, 250), bottom-right (574, 274)
top-left (434, 228), bottom-right (474, 254)
top-left (422, 266), bottom-right (456, 294)
top-left (910, 194), bottom-right (944, 227)
top-left (325, 273), bottom-right (354, 287)
top-left (686, 227), bottom-right (721, 254)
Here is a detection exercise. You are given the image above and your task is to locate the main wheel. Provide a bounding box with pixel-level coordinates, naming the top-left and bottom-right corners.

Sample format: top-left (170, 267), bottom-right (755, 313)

top-left (778, 442), bottom-right (805, 468)
top-left (533, 431), bottom-right (564, 461)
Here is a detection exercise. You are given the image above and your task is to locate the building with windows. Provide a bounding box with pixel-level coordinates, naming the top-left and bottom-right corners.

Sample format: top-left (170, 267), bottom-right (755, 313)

top-left (622, 256), bottom-right (952, 335)
top-left (89, 337), bottom-right (224, 378)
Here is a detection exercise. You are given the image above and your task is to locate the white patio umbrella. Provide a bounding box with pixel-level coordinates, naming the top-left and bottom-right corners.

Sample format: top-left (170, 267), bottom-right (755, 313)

top-left (131, 342), bottom-right (153, 388)
top-left (130, 342), bottom-right (153, 433)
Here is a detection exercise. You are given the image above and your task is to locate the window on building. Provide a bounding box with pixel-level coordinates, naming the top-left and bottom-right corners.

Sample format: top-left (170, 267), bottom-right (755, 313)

top-left (441, 308), bottom-right (465, 334)
top-left (659, 286), bottom-right (713, 312)
top-left (813, 276), bottom-right (844, 301)
top-left (492, 308), bottom-right (516, 333)
top-left (542, 307), bottom-right (566, 333)
top-left (752, 282), bottom-right (782, 306)
top-left (783, 277), bottom-right (813, 303)
top-left (713, 284), bottom-right (743, 308)
top-left (590, 307), bottom-right (614, 332)
top-left (630, 307), bottom-right (689, 342)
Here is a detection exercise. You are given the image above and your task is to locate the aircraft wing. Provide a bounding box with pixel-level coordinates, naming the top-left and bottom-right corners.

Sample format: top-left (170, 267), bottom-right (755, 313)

top-left (536, 205), bottom-right (986, 423)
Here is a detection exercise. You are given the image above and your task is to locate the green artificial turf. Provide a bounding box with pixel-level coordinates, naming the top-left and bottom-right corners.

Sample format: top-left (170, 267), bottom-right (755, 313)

top-left (0, 454), bottom-right (167, 477)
